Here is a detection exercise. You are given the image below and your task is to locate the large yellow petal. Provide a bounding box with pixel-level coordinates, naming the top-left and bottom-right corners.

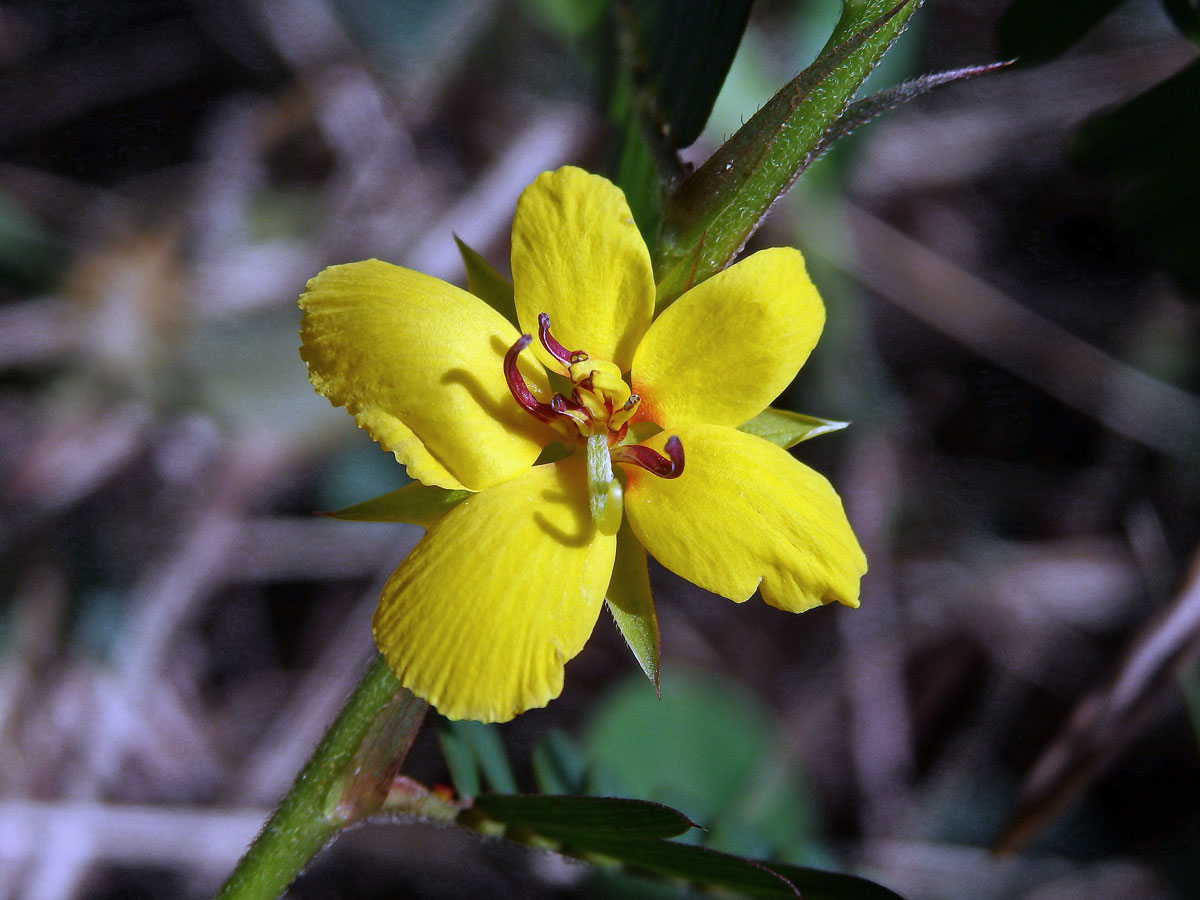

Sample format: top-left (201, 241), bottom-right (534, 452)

top-left (373, 458), bottom-right (616, 723)
top-left (511, 167), bottom-right (653, 372)
top-left (300, 259), bottom-right (553, 491)
top-left (623, 424), bottom-right (865, 612)
top-left (631, 247), bottom-right (825, 429)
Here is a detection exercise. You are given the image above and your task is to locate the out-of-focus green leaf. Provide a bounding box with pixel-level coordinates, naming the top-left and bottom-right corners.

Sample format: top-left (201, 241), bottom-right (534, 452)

top-left (739, 408), bottom-right (849, 448)
top-left (439, 722), bottom-right (482, 797)
top-left (455, 235), bottom-right (518, 328)
top-left (623, 0), bottom-right (755, 152)
top-left (1072, 58), bottom-right (1200, 297)
top-left (585, 672), bottom-right (773, 823)
top-left (653, 0), bottom-right (922, 307)
top-left (0, 191), bottom-right (65, 289)
top-left (531, 730), bottom-right (590, 795)
top-left (613, 109), bottom-right (663, 244)
top-left (995, 0), bottom-right (1124, 65)
top-left (585, 671), bottom-right (827, 866)
top-left (605, 520), bottom-right (660, 690)
top-left (519, 0), bottom-right (608, 40)
top-left (1162, 0), bottom-right (1200, 43)
top-left (440, 720), bottom-right (518, 795)
top-left (470, 794), bottom-right (695, 841)
top-left (322, 482), bottom-right (470, 526)
top-left (611, 0), bottom-right (754, 244)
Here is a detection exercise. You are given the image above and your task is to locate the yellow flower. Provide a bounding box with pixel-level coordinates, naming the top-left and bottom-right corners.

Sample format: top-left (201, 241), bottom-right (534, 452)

top-left (299, 167), bottom-right (865, 723)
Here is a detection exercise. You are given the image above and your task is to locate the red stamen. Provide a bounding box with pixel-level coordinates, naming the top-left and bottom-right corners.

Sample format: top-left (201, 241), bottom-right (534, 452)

top-left (538, 313), bottom-right (585, 367)
top-left (504, 334), bottom-right (557, 423)
top-left (612, 436), bottom-right (684, 479)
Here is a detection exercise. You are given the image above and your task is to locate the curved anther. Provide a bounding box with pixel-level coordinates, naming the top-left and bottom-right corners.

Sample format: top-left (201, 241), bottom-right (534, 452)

top-left (551, 393), bottom-right (591, 430)
top-left (503, 334), bottom-right (557, 423)
top-left (537, 313), bottom-right (584, 367)
top-left (612, 436), bottom-right (685, 479)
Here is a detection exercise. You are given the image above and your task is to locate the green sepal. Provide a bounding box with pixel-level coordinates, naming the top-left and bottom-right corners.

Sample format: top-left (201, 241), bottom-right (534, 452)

top-left (653, 0), bottom-right (922, 308)
top-left (605, 518), bottom-right (660, 691)
top-left (455, 234), bottom-right (519, 328)
top-left (739, 408), bottom-right (849, 449)
top-left (323, 482), bottom-right (471, 526)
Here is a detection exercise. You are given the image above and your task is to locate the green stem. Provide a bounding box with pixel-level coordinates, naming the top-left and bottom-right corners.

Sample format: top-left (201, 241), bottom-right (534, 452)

top-left (215, 654), bottom-right (420, 900)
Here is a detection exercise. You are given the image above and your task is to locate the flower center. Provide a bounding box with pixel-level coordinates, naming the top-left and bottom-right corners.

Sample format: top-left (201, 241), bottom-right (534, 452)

top-left (503, 313), bottom-right (683, 482)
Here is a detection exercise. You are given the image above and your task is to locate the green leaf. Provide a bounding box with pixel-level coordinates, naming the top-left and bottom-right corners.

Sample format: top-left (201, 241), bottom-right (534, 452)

top-left (748, 861), bottom-right (909, 900)
top-left (455, 235), bottom-right (519, 328)
top-left (438, 723), bottom-right (482, 797)
top-left (572, 836), bottom-right (803, 897)
top-left (622, 0), bottom-right (755, 152)
top-left (995, 0), bottom-right (1124, 65)
top-left (531, 730), bottom-right (590, 795)
top-left (610, 0), bottom-right (754, 244)
top-left (471, 794), bottom-right (695, 841)
top-left (653, 0), bottom-right (922, 307)
top-left (323, 482), bottom-right (471, 526)
top-left (605, 519), bottom-right (660, 690)
top-left (586, 672), bottom-right (774, 824)
top-left (443, 720), bottom-right (518, 794)
top-left (739, 408), bottom-right (850, 449)
top-left (465, 791), bottom-right (907, 898)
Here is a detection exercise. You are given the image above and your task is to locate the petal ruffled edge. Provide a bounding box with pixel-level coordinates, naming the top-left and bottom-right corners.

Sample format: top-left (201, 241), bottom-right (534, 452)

top-left (300, 259), bottom-right (553, 491)
top-left (373, 457), bottom-right (616, 722)
top-left (623, 424), bottom-right (865, 612)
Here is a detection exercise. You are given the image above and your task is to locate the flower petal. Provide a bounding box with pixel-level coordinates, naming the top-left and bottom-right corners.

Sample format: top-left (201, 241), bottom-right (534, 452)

top-left (373, 458), bottom-right (616, 723)
top-left (300, 259), bottom-right (553, 491)
top-left (511, 167), bottom-right (653, 371)
top-left (623, 424), bottom-right (865, 612)
top-left (631, 247), bottom-right (825, 429)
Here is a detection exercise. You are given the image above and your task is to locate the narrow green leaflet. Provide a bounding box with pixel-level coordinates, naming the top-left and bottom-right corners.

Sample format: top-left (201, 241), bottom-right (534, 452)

top-left (605, 519), bottom-right (660, 690)
top-left (739, 408), bottom-right (850, 449)
top-left (653, 0), bottom-right (922, 307)
top-left (323, 482), bottom-right (471, 526)
top-left (469, 794), bottom-right (695, 841)
top-left (531, 730), bottom-right (590, 795)
top-left (440, 720), bottom-right (518, 795)
top-left (464, 794), bottom-right (908, 900)
top-left (455, 235), bottom-right (519, 328)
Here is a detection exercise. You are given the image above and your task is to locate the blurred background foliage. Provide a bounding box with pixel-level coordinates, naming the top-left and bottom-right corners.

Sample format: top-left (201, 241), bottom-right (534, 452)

top-left (1, 0), bottom-right (1200, 899)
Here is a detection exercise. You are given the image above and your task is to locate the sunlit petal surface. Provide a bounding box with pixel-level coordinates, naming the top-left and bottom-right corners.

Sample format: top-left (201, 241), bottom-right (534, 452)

top-left (300, 259), bottom-right (552, 491)
top-left (632, 247), bottom-right (824, 428)
top-left (512, 167), bottom-right (654, 371)
top-left (373, 458), bottom-right (616, 722)
top-left (624, 424), bottom-right (865, 612)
